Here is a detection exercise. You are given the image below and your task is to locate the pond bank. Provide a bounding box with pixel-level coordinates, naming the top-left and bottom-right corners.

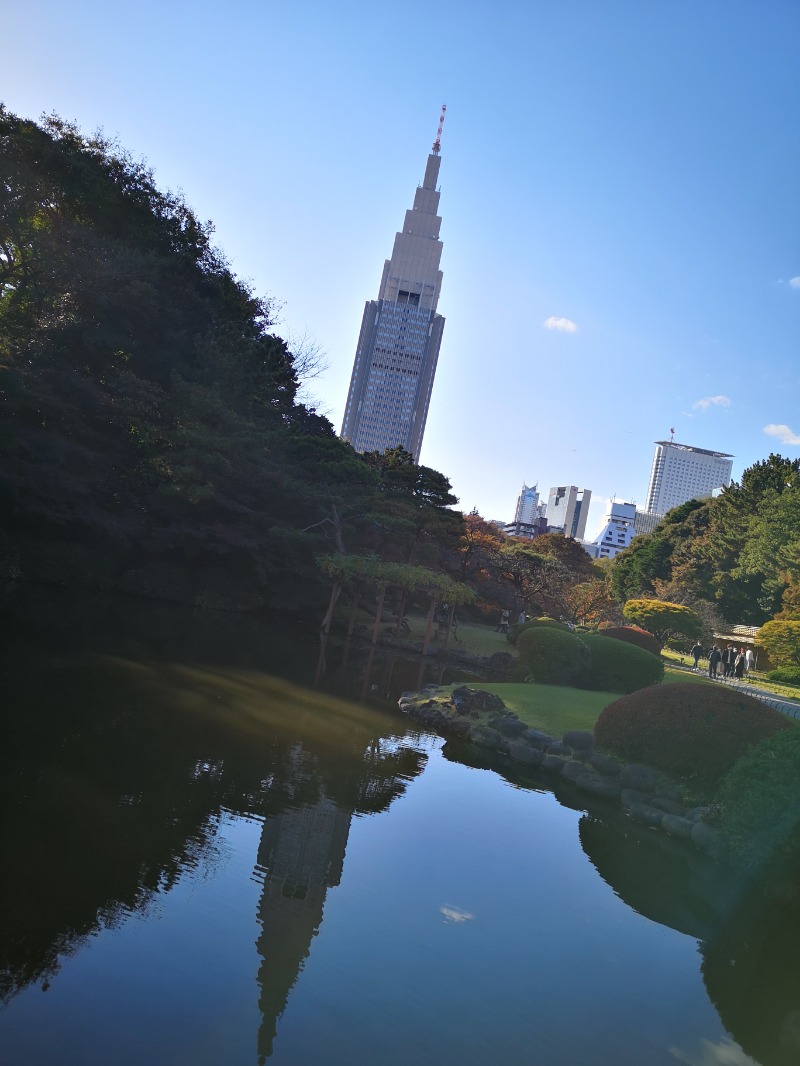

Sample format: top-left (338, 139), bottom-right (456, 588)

top-left (399, 684), bottom-right (721, 860)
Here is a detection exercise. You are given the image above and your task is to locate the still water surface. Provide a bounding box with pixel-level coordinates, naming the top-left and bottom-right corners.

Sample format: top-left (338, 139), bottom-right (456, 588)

top-left (1, 598), bottom-right (799, 1065)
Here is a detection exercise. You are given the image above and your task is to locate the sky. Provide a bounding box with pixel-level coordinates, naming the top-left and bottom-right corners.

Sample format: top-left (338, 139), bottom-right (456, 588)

top-left (5, 1), bottom-right (799, 537)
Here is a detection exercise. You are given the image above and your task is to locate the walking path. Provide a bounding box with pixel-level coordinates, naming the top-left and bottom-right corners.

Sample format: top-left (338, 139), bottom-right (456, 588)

top-left (675, 664), bottom-right (800, 719)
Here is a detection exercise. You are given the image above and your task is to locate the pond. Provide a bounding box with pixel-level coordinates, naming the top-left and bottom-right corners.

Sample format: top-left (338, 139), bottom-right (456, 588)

top-left (1, 593), bottom-right (799, 1065)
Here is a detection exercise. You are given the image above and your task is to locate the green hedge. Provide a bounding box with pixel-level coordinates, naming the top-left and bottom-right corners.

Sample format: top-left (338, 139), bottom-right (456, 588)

top-left (517, 627), bottom-right (590, 686)
top-left (580, 633), bottom-right (664, 694)
top-left (766, 666), bottom-right (800, 688)
top-left (507, 617), bottom-right (566, 645)
top-left (595, 683), bottom-right (793, 786)
top-left (713, 727), bottom-right (800, 873)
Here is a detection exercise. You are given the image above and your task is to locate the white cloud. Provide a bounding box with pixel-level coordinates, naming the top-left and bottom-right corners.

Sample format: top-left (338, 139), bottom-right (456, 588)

top-left (789, 277), bottom-right (800, 289)
top-left (764, 423), bottom-right (800, 445)
top-left (669, 1035), bottom-right (759, 1065)
top-left (692, 395), bottom-right (731, 411)
top-left (440, 905), bottom-right (474, 923)
top-left (543, 316), bottom-right (578, 333)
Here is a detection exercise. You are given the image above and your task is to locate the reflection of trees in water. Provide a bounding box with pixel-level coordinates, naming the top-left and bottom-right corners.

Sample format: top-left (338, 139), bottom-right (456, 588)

top-left (0, 639), bottom-right (425, 1010)
top-left (579, 812), bottom-right (800, 1066)
top-left (701, 885), bottom-right (800, 1066)
top-left (578, 813), bottom-right (733, 941)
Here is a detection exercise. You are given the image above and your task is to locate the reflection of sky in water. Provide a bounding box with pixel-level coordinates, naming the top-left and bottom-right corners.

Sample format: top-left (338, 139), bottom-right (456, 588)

top-left (0, 656), bottom-right (768, 1066)
top-left (439, 906), bottom-right (474, 924)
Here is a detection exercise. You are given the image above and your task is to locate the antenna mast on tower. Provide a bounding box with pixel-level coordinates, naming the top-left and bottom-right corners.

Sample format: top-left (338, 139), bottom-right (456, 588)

top-left (432, 104), bottom-right (447, 154)
top-left (669, 426), bottom-right (676, 443)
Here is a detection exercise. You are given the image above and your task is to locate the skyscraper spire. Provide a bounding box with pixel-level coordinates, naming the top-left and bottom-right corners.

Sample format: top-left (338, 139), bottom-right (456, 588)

top-left (340, 119), bottom-right (447, 460)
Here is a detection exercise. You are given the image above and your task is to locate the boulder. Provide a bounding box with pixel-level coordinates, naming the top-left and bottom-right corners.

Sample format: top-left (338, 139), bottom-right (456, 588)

top-left (578, 774), bottom-right (622, 799)
top-left (563, 730), bottom-right (594, 751)
top-left (508, 742), bottom-right (543, 766)
top-left (486, 715), bottom-right (528, 738)
top-left (620, 764), bottom-right (660, 793)
top-left (661, 814), bottom-right (695, 839)
top-left (523, 729), bottom-right (556, 750)
top-left (627, 802), bottom-right (665, 829)
top-left (589, 753), bottom-right (622, 777)
top-left (484, 651), bottom-right (516, 681)
top-left (561, 761), bottom-right (588, 784)
top-left (469, 725), bottom-right (503, 748)
top-left (648, 795), bottom-right (687, 817)
top-left (452, 686), bottom-right (506, 716)
top-left (541, 754), bottom-right (567, 772)
top-left (546, 741), bottom-right (572, 757)
top-left (690, 821), bottom-right (721, 855)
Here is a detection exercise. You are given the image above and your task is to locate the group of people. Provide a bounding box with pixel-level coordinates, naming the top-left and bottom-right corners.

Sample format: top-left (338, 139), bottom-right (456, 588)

top-left (691, 642), bottom-right (754, 679)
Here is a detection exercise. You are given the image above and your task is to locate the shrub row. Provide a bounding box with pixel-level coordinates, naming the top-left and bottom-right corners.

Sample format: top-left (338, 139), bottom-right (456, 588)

top-left (598, 625), bottom-right (661, 657)
top-left (766, 666), bottom-right (800, 687)
top-left (517, 628), bottom-right (663, 694)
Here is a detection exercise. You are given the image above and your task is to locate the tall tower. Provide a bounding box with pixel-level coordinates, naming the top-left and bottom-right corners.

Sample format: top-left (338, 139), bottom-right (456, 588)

top-left (546, 486), bottom-right (592, 540)
top-left (340, 109), bottom-right (446, 460)
top-left (644, 440), bottom-right (733, 515)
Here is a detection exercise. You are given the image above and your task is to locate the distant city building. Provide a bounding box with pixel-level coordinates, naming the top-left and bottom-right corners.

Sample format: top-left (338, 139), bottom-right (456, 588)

top-left (634, 509), bottom-right (665, 537)
top-left (341, 114), bottom-right (447, 461)
top-left (644, 440), bottom-right (733, 515)
top-left (513, 482), bottom-right (541, 525)
top-left (588, 500), bottom-right (637, 559)
top-left (504, 517), bottom-right (548, 539)
top-left (546, 486), bottom-right (592, 540)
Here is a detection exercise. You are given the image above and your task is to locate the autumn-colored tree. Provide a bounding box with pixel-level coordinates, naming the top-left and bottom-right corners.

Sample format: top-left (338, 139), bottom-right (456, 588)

top-left (757, 620), bottom-right (800, 667)
top-left (622, 598), bottom-right (702, 644)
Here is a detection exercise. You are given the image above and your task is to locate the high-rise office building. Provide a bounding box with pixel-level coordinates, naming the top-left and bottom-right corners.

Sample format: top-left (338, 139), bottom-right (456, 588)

top-left (340, 112), bottom-right (447, 460)
top-left (546, 486), bottom-right (592, 540)
top-left (504, 482), bottom-right (547, 538)
top-left (590, 500), bottom-right (637, 559)
top-left (514, 483), bottom-right (542, 524)
top-left (644, 440), bottom-right (733, 515)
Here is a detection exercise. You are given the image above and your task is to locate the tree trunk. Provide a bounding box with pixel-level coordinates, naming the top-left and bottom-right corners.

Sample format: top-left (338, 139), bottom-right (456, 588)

top-left (443, 601), bottom-right (456, 649)
top-left (422, 596), bottom-right (437, 656)
top-left (347, 583), bottom-right (362, 639)
top-left (371, 586), bottom-right (386, 645)
top-left (322, 581), bottom-right (339, 635)
top-left (395, 589), bottom-right (408, 633)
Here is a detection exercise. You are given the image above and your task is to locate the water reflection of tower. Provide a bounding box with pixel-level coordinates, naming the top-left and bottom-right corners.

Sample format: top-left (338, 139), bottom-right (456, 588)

top-left (254, 757), bottom-right (352, 1063)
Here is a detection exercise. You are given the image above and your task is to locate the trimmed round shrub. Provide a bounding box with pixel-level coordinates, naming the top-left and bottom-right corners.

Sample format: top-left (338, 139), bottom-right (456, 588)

top-left (713, 726), bottom-right (800, 873)
top-left (507, 617), bottom-right (566, 645)
top-left (517, 627), bottom-right (589, 686)
top-left (766, 666), bottom-right (800, 688)
top-left (599, 625), bottom-right (661, 657)
top-left (595, 683), bottom-right (793, 786)
top-left (580, 633), bottom-right (664, 694)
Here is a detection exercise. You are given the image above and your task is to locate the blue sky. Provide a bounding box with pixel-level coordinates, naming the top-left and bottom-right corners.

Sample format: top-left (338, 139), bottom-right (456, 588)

top-left (5, 1), bottom-right (799, 536)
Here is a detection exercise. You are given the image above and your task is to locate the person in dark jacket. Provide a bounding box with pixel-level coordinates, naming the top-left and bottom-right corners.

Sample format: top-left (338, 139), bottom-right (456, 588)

top-left (690, 643), bottom-right (703, 669)
top-left (708, 646), bottom-right (722, 678)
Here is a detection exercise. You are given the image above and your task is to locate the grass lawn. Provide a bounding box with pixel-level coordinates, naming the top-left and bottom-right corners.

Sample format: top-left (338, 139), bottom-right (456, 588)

top-left (442, 681), bottom-right (621, 734)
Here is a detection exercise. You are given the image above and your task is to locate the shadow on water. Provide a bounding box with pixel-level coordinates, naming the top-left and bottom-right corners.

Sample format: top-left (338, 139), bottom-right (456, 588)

top-left (0, 590), bottom-right (433, 1054)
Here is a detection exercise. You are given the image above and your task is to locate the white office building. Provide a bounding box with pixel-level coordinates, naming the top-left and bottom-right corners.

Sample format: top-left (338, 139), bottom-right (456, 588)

top-left (341, 119), bottom-right (447, 460)
top-left (546, 486), bottom-right (592, 540)
top-left (644, 441), bottom-right (733, 515)
top-left (590, 500), bottom-right (637, 559)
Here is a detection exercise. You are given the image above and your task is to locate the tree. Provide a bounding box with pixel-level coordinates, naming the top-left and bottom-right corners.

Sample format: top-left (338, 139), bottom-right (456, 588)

top-left (622, 599), bottom-right (702, 645)
top-left (757, 620), bottom-right (800, 667)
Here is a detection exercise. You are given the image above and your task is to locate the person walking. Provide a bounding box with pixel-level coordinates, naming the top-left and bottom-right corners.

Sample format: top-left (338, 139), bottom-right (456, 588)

top-left (708, 645), bottom-right (722, 679)
top-left (721, 645), bottom-right (734, 679)
top-left (745, 647), bottom-right (754, 676)
top-left (496, 609), bottom-right (510, 634)
top-left (734, 649), bottom-right (746, 680)
top-left (518, 610), bottom-right (527, 626)
top-left (690, 642), bottom-right (703, 670)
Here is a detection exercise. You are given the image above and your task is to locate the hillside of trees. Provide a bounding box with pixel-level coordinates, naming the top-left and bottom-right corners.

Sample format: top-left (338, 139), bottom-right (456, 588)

top-left (3, 107), bottom-right (798, 636)
top-left (0, 108), bottom-right (467, 613)
top-left (611, 455), bottom-right (800, 627)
